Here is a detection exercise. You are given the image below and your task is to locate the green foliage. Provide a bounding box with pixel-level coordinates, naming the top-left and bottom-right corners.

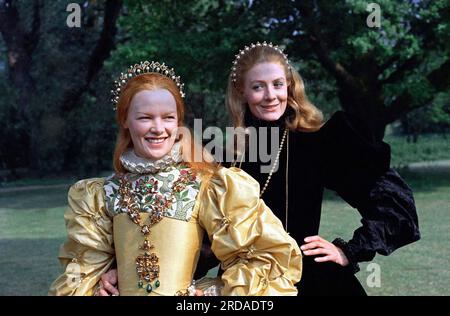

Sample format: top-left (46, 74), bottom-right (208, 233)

top-left (62, 82), bottom-right (117, 176)
top-left (396, 90), bottom-right (450, 138)
top-left (1, 0), bottom-right (449, 177)
top-left (1, 1), bottom-right (119, 176)
top-left (345, 0), bottom-right (421, 59)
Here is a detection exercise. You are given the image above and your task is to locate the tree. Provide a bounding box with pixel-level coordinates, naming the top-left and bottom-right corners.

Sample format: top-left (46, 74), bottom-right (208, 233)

top-left (250, 0), bottom-right (450, 141)
top-left (400, 91), bottom-right (450, 141)
top-left (1, 0), bottom-right (448, 177)
top-left (0, 0), bottom-right (122, 175)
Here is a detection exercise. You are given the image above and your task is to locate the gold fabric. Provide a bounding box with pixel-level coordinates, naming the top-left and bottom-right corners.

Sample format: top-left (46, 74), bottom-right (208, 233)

top-left (48, 178), bottom-right (115, 296)
top-left (49, 167), bottom-right (302, 296)
top-left (113, 213), bottom-right (203, 295)
top-left (200, 167), bottom-right (302, 295)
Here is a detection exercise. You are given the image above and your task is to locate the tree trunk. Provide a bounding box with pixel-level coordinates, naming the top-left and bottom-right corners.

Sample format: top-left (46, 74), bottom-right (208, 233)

top-left (1, 1), bottom-right (122, 174)
top-left (0, 0), bottom-right (41, 174)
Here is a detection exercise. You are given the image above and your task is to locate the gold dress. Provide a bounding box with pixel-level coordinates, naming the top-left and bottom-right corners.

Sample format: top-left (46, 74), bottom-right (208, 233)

top-left (49, 149), bottom-right (302, 296)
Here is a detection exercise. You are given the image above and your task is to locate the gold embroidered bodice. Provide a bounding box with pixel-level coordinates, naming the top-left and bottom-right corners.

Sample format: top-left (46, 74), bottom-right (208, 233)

top-left (104, 164), bottom-right (203, 295)
top-left (49, 167), bottom-right (302, 296)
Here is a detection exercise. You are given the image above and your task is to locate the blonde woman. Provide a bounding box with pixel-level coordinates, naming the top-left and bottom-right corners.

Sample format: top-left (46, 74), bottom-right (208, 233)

top-left (223, 42), bottom-right (420, 295)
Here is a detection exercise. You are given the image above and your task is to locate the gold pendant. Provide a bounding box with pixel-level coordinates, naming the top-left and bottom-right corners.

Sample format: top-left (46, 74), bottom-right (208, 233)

top-left (136, 252), bottom-right (160, 283)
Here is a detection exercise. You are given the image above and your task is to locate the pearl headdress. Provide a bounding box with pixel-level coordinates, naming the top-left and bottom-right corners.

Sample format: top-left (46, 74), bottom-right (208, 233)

top-left (111, 61), bottom-right (185, 110)
top-left (230, 41), bottom-right (291, 83)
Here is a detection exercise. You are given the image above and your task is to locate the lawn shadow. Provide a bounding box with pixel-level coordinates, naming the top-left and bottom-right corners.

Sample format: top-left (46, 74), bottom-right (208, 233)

top-left (0, 186), bottom-right (70, 210)
top-left (0, 238), bottom-right (65, 296)
top-left (398, 169), bottom-right (450, 193)
top-left (323, 169), bottom-right (450, 201)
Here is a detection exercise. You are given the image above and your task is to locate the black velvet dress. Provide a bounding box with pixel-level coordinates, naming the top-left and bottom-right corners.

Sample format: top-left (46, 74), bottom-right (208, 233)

top-left (231, 110), bottom-right (420, 296)
top-left (194, 110), bottom-right (420, 295)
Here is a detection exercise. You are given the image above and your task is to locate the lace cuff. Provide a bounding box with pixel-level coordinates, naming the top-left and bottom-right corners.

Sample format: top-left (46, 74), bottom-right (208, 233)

top-left (195, 277), bottom-right (224, 296)
top-left (176, 277), bottom-right (224, 296)
top-left (332, 238), bottom-right (360, 274)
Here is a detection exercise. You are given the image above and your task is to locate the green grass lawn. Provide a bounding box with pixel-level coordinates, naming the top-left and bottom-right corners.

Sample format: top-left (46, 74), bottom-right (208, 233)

top-left (321, 179), bottom-right (450, 296)
top-left (385, 134), bottom-right (450, 168)
top-left (0, 173), bottom-right (449, 296)
top-left (0, 186), bottom-right (69, 296)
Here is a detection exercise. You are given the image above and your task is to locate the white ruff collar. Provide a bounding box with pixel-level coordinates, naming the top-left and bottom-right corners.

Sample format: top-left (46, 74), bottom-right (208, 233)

top-left (120, 142), bottom-right (182, 174)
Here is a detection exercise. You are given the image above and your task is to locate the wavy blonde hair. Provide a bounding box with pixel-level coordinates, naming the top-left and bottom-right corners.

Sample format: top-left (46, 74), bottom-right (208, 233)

top-left (113, 73), bottom-right (217, 175)
top-left (226, 45), bottom-right (323, 131)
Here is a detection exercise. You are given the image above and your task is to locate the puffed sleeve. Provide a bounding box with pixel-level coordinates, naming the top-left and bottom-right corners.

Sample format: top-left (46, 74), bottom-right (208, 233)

top-left (199, 167), bottom-right (302, 296)
top-left (320, 111), bottom-right (420, 265)
top-left (48, 178), bottom-right (115, 296)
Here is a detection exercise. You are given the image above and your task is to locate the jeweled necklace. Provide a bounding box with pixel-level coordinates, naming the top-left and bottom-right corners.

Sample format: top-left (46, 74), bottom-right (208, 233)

top-left (117, 167), bottom-right (197, 294)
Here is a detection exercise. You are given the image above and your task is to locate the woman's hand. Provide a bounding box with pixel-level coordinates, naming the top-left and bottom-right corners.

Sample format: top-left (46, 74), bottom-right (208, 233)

top-left (301, 235), bottom-right (349, 267)
top-left (94, 269), bottom-right (205, 296)
top-left (96, 268), bottom-right (119, 296)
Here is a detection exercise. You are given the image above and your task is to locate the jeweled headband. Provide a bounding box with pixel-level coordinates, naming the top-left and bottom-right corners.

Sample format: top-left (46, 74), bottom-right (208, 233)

top-left (231, 41), bottom-right (291, 83)
top-left (111, 61), bottom-right (185, 110)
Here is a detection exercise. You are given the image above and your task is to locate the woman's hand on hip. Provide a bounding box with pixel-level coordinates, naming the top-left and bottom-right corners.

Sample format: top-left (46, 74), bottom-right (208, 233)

top-left (301, 235), bottom-right (349, 267)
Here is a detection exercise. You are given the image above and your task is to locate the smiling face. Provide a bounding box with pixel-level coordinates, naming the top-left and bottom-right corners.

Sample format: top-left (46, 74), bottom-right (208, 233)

top-left (125, 89), bottom-right (178, 160)
top-left (242, 62), bottom-right (288, 121)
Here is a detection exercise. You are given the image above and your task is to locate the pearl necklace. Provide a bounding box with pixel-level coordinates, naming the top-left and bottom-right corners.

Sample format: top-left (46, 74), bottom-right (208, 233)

top-left (233, 127), bottom-right (290, 231)
top-left (259, 128), bottom-right (288, 197)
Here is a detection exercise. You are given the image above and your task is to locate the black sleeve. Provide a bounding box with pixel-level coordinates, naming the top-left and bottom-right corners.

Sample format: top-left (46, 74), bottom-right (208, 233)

top-left (320, 111), bottom-right (420, 265)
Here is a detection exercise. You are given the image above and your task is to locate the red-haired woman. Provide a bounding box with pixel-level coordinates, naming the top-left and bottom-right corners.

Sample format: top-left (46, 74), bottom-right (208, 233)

top-left (48, 61), bottom-right (302, 296)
